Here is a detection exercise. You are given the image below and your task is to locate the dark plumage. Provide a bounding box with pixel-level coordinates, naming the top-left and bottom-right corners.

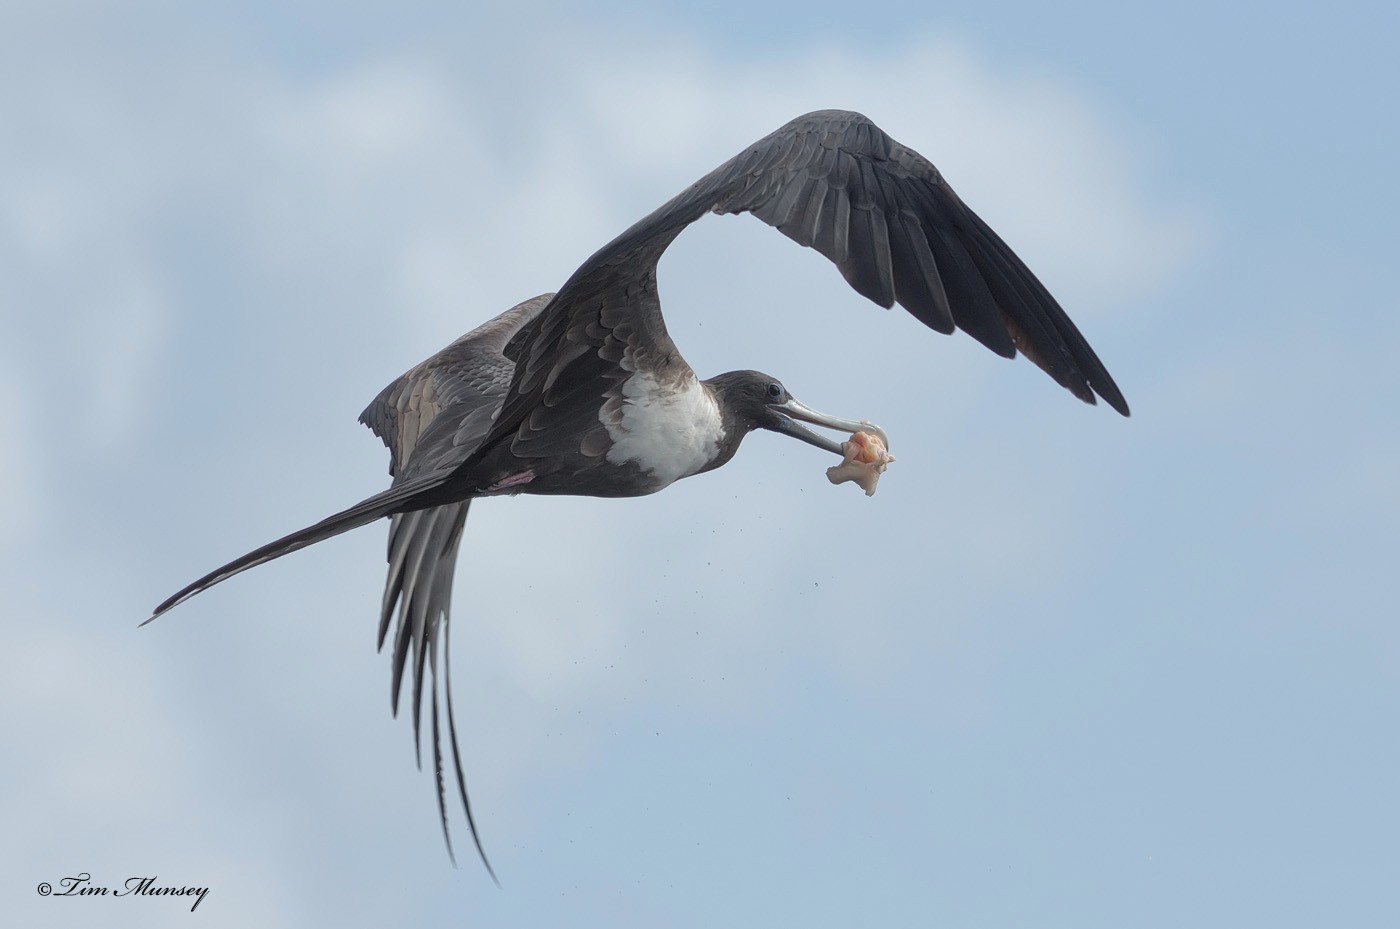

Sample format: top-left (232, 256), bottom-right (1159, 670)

top-left (149, 109), bottom-right (1128, 878)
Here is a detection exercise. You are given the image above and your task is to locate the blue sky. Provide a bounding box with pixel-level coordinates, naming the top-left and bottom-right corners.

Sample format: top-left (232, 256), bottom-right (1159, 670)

top-left (4, 2), bottom-right (1398, 927)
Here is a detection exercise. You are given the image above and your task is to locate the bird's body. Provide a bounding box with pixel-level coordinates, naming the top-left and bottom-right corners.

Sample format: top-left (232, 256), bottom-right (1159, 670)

top-left (150, 109), bottom-right (1129, 878)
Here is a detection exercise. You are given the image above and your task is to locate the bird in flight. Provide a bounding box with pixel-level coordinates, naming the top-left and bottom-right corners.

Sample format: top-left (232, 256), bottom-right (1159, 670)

top-left (149, 109), bottom-right (1129, 880)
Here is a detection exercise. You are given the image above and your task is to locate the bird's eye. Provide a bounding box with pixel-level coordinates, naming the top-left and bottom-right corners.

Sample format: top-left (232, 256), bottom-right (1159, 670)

top-left (766, 382), bottom-right (783, 400)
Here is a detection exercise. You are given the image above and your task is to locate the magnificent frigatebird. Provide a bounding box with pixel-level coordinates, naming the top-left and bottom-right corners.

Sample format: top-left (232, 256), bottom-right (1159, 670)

top-left (149, 109), bottom-right (1129, 879)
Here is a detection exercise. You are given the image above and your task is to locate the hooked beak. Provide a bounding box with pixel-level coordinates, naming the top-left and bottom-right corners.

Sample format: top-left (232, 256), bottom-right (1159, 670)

top-left (766, 398), bottom-right (890, 456)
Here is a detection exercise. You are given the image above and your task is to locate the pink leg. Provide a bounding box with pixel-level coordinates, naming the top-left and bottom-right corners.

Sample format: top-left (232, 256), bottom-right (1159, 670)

top-left (483, 470), bottom-right (536, 495)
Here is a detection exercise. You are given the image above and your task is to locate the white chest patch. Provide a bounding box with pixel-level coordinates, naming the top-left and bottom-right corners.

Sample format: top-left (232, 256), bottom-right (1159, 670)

top-left (603, 372), bottom-right (725, 487)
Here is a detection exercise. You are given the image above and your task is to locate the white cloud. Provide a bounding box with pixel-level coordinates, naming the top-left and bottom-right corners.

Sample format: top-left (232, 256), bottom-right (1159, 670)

top-left (563, 34), bottom-right (1206, 312)
top-left (0, 351), bottom-right (38, 547)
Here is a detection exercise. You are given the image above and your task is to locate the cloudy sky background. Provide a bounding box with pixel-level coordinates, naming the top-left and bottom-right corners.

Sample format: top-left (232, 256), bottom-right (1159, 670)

top-left (4, 1), bottom-right (1397, 926)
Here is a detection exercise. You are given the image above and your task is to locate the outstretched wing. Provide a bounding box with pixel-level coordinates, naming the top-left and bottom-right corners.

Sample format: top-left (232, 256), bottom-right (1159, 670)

top-left (361, 293), bottom-right (556, 481)
top-left (481, 109), bottom-right (1127, 466)
top-left (357, 292), bottom-right (551, 879)
top-left (714, 113), bottom-right (1129, 414)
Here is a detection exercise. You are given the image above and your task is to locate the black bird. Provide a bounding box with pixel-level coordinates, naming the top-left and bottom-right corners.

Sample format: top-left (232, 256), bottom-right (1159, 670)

top-left (149, 109), bottom-right (1129, 879)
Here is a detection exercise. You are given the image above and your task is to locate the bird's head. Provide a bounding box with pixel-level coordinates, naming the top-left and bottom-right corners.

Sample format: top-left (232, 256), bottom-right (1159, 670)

top-left (702, 370), bottom-right (889, 456)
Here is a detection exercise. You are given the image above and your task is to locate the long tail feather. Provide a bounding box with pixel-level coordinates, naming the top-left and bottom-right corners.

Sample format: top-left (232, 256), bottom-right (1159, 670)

top-left (145, 473), bottom-right (451, 623)
top-left (376, 500), bottom-right (496, 878)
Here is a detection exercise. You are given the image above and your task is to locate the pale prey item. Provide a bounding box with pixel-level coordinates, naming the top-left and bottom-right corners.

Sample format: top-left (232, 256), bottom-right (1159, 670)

top-left (826, 430), bottom-right (895, 496)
